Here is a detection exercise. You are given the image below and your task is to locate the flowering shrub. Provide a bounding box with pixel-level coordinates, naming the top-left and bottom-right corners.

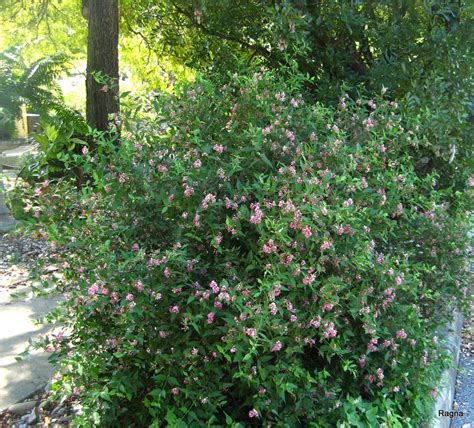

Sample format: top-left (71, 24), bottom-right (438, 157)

top-left (10, 68), bottom-right (471, 426)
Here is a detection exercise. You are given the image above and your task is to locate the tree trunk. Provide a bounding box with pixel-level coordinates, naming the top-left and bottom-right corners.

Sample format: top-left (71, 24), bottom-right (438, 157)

top-left (83, 0), bottom-right (119, 132)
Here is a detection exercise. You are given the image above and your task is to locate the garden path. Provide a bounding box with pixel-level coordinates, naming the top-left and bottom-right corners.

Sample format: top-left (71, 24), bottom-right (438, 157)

top-left (0, 234), bottom-right (59, 411)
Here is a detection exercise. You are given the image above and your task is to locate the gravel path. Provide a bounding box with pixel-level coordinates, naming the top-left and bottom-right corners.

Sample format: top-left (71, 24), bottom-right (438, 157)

top-left (0, 233), bottom-right (74, 426)
top-left (0, 234), bottom-right (52, 288)
top-left (451, 310), bottom-right (474, 428)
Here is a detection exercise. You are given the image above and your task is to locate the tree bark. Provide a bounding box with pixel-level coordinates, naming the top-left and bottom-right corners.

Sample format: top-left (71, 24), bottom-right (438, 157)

top-left (83, 0), bottom-right (119, 132)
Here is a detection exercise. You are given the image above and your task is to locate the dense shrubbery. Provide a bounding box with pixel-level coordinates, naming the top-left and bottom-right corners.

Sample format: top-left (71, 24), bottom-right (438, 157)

top-left (9, 68), bottom-right (471, 426)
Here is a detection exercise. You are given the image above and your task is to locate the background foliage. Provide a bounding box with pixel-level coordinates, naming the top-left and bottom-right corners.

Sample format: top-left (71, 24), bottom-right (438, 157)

top-left (0, 44), bottom-right (67, 137)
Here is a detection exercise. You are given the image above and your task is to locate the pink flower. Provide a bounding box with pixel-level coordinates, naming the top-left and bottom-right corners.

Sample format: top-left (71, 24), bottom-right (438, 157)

top-left (286, 130), bottom-right (295, 142)
top-left (396, 329), bottom-right (407, 340)
top-left (275, 92), bottom-right (286, 102)
top-left (244, 327), bottom-right (257, 339)
top-left (376, 368), bottom-right (384, 380)
top-left (250, 203), bottom-right (264, 224)
top-left (125, 293), bottom-right (134, 301)
top-left (303, 274), bottom-right (316, 285)
top-left (367, 341), bottom-right (378, 352)
top-left (201, 193), bottom-right (216, 209)
top-left (262, 239), bottom-right (277, 253)
top-left (323, 322), bottom-right (337, 338)
top-left (169, 305), bottom-right (180, 314)
top-left (87, 284), bottom-right (99, 295)
top-left (320, 241), bottom-right (332, 251)
top-left (271, 341), bottom-right (283, 352)
top-left (207, 312), bottom-right (215, 324)
top-left (209, 280), bottom-right (219, 293)
top-left (394, 276), bottom-right (403, 285)
top-left (363, 117), bottom-right (375, 130)
top-left (421, 350), bottom-right (429, 366)
top-left (213, 144), bottom-right (225, 153)
top-left (309, 316), bottom-right (321, 328)
top-left (134, 281), bottom-right (144, 292)
top-left (193, 159), bottom-right (202, 169)
top-left (322, 302), bottom-right (334, 312)
top-left (248, 409), bottom-right (259, 418)
top-left (164, 267), bottom-right (171, 278)
top-left (302, 225), bottom-right (312, 238)
top-left (184, 186), bottom-right (194, 197)
top-left (395, 203), bottom-right (403, 217)
top-left (171, 387), bottom-right (179, 395)
top-left (269, 302), bottom-right (278, 315)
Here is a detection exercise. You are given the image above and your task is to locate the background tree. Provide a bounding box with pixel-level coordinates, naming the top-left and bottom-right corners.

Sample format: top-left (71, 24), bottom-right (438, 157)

top-left (0, 0), bottom-right (86, 59)
top-left (82, 0), bottom-right (119, 132)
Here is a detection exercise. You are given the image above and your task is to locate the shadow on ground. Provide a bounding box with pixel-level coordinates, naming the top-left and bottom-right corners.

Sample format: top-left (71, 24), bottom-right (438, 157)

top-left (0, 290), bottom-right (60, 409)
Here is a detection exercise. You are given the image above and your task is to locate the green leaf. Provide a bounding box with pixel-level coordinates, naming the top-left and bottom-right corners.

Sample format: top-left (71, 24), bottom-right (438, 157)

top-left (44, 124), bottom-right (58, 142)
top-left (259, 153), bottom-right (273, 169)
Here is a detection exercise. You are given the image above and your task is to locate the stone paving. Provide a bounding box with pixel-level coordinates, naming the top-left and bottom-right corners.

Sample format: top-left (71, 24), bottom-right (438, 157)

top-left (0, 139), bottom-right (67, 424)
top-left (0, 234), bottom-right (60, 412)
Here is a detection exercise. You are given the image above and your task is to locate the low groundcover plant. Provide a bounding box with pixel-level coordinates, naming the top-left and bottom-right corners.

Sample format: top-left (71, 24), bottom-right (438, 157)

top-left (10, 67), bottom-right (471, 427)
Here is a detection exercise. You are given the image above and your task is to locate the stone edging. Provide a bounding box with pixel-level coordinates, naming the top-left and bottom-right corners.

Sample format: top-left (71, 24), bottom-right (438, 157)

top-left (430, 311), bottom-right (463, 428)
